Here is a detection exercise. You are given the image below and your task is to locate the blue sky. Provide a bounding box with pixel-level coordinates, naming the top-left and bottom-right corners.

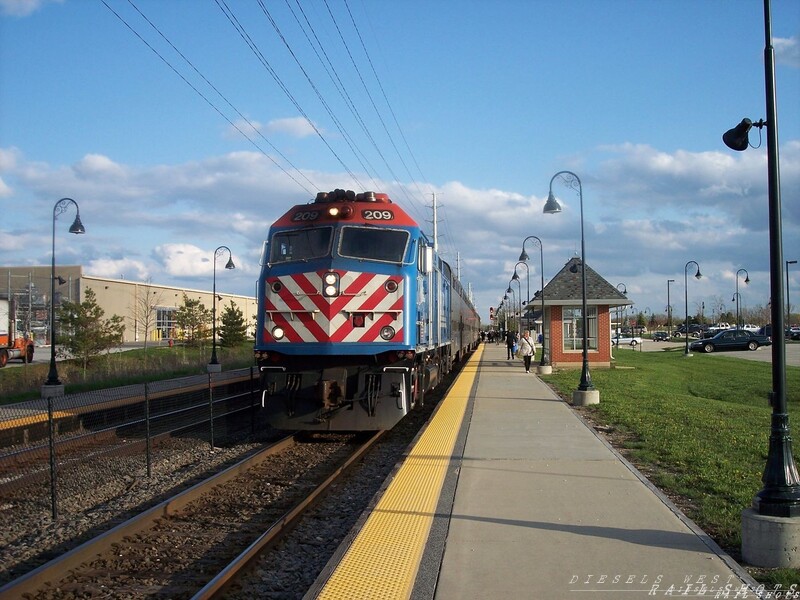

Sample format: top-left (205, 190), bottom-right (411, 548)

top-left (1, 0), bottom-right (799, 327)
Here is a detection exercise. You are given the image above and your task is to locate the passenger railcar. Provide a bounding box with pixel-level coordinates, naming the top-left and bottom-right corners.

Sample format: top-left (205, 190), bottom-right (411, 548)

top-left (254, 189), bottom-right (480, 431)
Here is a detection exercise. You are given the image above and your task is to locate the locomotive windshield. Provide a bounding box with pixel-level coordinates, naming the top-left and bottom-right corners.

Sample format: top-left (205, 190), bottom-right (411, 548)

top-left (270, 227), bottom-right (333, 263)
top-left (338, 226), bottom-right (409, 263)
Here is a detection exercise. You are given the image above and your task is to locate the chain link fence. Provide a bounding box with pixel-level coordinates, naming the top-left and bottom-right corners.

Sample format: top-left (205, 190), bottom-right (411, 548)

top-left (0, 368), bottom-right (261, 520)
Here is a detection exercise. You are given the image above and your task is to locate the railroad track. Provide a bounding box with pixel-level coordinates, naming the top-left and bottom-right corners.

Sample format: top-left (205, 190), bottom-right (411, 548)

top-left (0, 431), bottom-right (384, 599)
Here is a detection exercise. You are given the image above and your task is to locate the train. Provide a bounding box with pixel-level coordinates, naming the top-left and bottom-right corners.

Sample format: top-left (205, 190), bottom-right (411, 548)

top-left (254, 189), bottom-right (481, 431)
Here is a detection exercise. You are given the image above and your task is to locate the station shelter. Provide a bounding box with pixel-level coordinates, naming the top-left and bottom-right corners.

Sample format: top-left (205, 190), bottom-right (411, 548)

top-left (527, 257), bottom-right (630, 369)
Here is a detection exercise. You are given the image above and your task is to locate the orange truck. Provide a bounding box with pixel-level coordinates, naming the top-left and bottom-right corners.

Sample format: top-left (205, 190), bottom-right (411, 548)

top-left (0, 298), bottom-right (34, 367)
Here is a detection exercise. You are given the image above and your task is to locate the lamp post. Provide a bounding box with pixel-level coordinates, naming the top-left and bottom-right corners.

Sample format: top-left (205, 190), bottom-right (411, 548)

top-left (615, 283), bottom-right (628, 346)
top-left (208, 246), bottom-right (235, 372)
top-left (506, 282), bottom-right (519, 334)
top-left (512, 261), bottom-right (529, 305)
top-left (723, 1), bottom-right (800, 537)
top-left (512, 263), bottom-right (529, 333)
top-left (787, 260), bottom-right (797, 326)
top-left (44, 198), bottom-right (85, 390)
top-left (519, 236), bottom-right (550, 369)
top-left (735, 268), bottom-right (750, 329)
top-left (667, 279), bottom-right (675, 337)
top-left (683, 261), bottom-right (702, 357)
top-left (511, 277), bottom-right (522, 333)
top-left (544, 171), bottom-right (598, 405)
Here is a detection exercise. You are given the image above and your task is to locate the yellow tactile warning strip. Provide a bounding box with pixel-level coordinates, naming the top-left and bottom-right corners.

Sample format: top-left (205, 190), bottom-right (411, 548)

top-left (317, 345), bottom-right (483, 600)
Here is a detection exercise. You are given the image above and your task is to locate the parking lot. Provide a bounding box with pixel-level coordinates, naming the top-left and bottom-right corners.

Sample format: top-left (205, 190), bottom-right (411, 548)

top-left (638, 339), bottom-right (800, 366)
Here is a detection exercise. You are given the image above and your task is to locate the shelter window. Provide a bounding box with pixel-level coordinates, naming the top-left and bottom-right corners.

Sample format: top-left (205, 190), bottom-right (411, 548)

top-left (562, 306), bottom-right (598, 351)
top-left (270, 227), bottom-right (333, 263)
top-left (339, 227), bottom-right (409, 263)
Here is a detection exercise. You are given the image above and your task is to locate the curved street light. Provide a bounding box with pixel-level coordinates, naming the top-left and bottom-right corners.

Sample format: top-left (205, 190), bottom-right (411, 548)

top-left (44, 198), bottom-right (85, 388)
top-left (615, 283), bottom-right (627, 344)
top-left (683, 261), bottom-right (702, 356)
top-left (545, 171), bottom-right (595, 401)
top-left (209, 246), bottom-right (235, 369)
top-left (735, 268), bottom-right (750, 329)
top-left (512, 261), bottom-right (529, 304)
top-left (506, 281), bottom-right (519, 334)
top-left (721, 2), bottom-right (800, 558)
top-left (511, 277), bottom-right (522, 334)
top-left (519, 235), bottom-right (549, 367)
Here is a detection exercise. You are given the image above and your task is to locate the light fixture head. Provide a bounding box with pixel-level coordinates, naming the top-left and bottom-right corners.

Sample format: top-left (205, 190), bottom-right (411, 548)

top-left (695, 269), bottom-right (702, 280)
top-left (512, 272), bottom-right (519, 281)
top-left (225, 257), bottom-right (235, 270)
top-left (543, 191), bottom-right (562, 214)
top-left (723, 118), bottom-right (753, 152)
top-left (519, 249), bottom-right (529, 261)
top-left (69, 214), bottom-right (85, 235)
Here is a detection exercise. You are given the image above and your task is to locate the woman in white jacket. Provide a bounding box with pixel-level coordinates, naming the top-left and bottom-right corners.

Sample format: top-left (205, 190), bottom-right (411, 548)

top-left (519, 330), bottom-right (536, 373)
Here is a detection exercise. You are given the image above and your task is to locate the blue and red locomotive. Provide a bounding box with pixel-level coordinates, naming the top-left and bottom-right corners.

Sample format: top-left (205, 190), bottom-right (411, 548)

top-left (254, 189), bottom-right (480, 431)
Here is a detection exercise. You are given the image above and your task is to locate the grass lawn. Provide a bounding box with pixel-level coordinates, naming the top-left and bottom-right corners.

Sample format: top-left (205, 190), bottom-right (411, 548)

top-left (540, 346), bottom-right (800, 587)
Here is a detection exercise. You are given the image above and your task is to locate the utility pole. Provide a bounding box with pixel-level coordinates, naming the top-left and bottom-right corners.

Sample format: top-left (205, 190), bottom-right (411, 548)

top-left (431, 192), bottom-right (439, 253)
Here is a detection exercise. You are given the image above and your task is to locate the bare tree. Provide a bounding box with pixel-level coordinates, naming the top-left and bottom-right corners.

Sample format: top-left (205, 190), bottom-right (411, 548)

top-left (131, 281), bottom-right (164, 360)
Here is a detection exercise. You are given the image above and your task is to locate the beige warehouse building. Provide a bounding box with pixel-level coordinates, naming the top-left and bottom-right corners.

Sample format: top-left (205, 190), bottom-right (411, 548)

top-left (1, 266), bottom-right (257, 345)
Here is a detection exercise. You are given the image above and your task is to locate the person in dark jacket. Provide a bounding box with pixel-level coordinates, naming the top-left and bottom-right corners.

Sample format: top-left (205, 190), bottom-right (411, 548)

top-left (505, 330), bottom-right (516, 359)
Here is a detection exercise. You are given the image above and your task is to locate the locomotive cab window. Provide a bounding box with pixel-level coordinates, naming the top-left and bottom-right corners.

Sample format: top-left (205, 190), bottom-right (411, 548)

top-left (338, 226), bottom-right (409, 263)
top-left (269, 227), bottom-right (333, 263)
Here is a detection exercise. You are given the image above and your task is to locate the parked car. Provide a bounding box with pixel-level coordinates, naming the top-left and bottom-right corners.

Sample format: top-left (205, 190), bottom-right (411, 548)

top-left (790, 327), bottom-right (800, 341)
top-left (689, 329), bottom-right (772, 353)
top-left (612, 333), bottom-right (643, 347)
top-left (673, 324), bottom-right (706, 338)
top-left (652, 331), bottom-right (669, 342)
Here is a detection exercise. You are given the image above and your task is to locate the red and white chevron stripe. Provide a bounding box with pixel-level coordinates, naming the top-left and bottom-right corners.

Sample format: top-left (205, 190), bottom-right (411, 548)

top-left (263, 270), bottom-right (405, 344)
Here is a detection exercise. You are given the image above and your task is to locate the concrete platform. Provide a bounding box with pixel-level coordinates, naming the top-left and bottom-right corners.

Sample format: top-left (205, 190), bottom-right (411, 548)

top-left (312, 343), bottom-right (760, 599)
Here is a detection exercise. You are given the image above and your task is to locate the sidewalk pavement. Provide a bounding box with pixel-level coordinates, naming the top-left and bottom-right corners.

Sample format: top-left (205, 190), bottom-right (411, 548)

top-left (432, 343), bottom-right (758, 599)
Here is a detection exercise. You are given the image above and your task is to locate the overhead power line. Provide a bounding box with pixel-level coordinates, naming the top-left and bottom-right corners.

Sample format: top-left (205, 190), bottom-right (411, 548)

top-left (101, 0), bottom-right (318, 195)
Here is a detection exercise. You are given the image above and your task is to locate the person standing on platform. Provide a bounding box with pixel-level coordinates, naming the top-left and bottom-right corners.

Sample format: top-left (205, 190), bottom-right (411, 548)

top-left (519, 330), bottom-right (536, 373)
top-left (505, 330), bottom-right (516, 359)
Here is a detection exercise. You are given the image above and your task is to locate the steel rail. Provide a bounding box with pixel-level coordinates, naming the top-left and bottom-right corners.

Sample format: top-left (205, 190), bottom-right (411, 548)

top-left (0, 435), bottom-right (297, 599)
top-left (192, 430), bottom-right (386, 599)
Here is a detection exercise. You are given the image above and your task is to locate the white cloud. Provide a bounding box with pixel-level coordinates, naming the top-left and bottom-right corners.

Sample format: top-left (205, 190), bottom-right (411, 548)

top-left (775, 35), bottom-right (800, 68)
top-left (73, 154), bottom-right (127, 180)
top-left (0, 177), bottom-right (12, 198)
top-left (0, 0), bottom-right (61, 17)
top-left (153, 243), bottom-right (211, 278)
top-left (224, 118), bottom-right (263, 141)
top-left (1, 140), bottom-right (797, 323)
top-left (266, 117), bottom-right (319, 138)
top-left (85, 257), bottom-right (150, 281)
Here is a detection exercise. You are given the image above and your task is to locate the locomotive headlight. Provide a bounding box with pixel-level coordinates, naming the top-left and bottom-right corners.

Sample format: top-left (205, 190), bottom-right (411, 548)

top-left (380, 326), bottom-right (396, 340)
top-left (271, 326), bottom-right (285, 340)
top-left (327, 205), bottom-right (354, 219)
top-left (384, 280), bottom-right (399, 293)
top-left (322, 271), bottom-right (340, 297)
